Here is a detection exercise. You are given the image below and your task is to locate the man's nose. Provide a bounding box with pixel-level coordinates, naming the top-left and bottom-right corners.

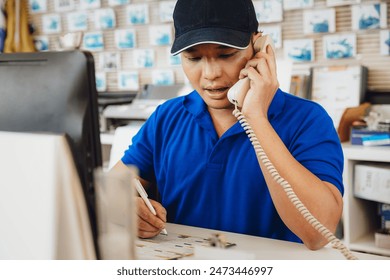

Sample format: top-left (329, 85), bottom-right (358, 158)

top-left (203, 59), bottom-right (222, 80)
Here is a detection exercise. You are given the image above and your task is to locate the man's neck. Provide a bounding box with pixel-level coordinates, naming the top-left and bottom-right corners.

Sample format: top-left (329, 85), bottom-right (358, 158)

top-left (208, 107), bottom-right (237, 137)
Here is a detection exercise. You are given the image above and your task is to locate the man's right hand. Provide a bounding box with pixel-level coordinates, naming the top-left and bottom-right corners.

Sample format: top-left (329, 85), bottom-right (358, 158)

top-left (137, 197), bottom-right (167, 238)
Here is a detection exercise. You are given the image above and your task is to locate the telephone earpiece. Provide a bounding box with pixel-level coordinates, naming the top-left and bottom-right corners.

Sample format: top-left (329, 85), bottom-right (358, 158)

top-left (227, 35), bottom-right (275, 107)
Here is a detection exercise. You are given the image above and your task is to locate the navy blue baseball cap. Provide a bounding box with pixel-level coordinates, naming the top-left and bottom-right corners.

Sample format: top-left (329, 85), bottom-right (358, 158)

top-left (171, 0), bottom-right (259, 55)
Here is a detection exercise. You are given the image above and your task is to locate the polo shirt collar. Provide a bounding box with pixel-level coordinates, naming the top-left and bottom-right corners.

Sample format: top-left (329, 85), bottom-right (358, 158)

top-left (183, 90), bottom-right (215, 134)
top-left (183, 90), bottom-right (206, 117)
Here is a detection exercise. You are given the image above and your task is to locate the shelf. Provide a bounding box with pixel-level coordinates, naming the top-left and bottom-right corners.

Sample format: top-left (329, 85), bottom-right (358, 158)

top-left (342, 144), bottom-right (390, 162)
top-left (342, 144), bottom-right (390, 257)
top-left (350, 234), bottom-right (390, 257)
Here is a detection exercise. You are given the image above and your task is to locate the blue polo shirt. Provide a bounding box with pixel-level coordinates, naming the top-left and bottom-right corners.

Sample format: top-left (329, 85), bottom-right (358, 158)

top-left (122, 89), bottom-right (344, 243)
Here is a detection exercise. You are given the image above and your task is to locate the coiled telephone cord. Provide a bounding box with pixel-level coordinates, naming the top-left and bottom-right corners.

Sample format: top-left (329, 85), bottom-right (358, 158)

top-left (233, 108), bottom-right (358, 260)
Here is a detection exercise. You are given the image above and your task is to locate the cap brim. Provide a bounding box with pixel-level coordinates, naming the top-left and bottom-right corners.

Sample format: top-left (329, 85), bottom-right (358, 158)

top-left (170, 27), bottom-right (252, 56)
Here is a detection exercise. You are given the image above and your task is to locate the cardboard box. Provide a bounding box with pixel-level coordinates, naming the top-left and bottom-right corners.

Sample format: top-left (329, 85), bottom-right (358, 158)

top-left (375, 231), bottom-right (390, 249)
top-left (354, 164), bottom-right (390, 204)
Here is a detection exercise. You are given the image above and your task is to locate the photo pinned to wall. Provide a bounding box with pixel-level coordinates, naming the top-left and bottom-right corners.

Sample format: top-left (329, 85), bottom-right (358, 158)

top-left (54, 0), bottom-right (74, 12)
top-left (79, 0), bottom-right (101, 10)
top-left (117, 71), bottom-right (139, 91)
top-left (168, 48), bottom-right (182, 66)
top-left (95, 72), bottom-right (107, 92)
top-left (323, 33), bottom-right (356, 59)
top-left (303, 8), bottom-right (335, 34)
top-left (283, 39), bottom-right (314, 62)
top-left (159, 1), bottom-right (176, 23)
top-left (82, 31), bottom-right (104, 51)
top-left (42, 14), bottom-right (62, 34)
top-left (29, 0), bottom-right (47, 13)
top-left (115, 29), bottom-right (136, 49)
top-left (108, 0), bottom-right (129, 6)
top-left (310, 65), bottom-right (365, 128)
top-left (99, 52), bottom-right (121, 72)
top-left (149, 25), bottom-right (172, 46)
top-left (283, 0), bottom-right (313, 10)
top-left (152, 69), bottom-right (175, 86)
top-left (261, 25), bottom-right (282, 49)
top-left (380, 30), bottom-right (390, 56)
top-left (126, 4), bottom-right (149, 25)
top-left (326, 0), bottom-right (360, 7)
top-left (253, 0), bottom-right (283, 23)
top-left (67, 11), bottom-right (88, 31)
top-left (34, 36), bottom-right (49, 51)
top-left (94, 8), bottom-right (116, 29)
top-left (352, 3), bottom-right (387, 31)
top-left (133, 49), bottom-right (155, 68)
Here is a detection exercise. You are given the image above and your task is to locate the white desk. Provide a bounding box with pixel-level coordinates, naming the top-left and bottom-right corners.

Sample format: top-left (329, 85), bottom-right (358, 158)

top-left (161, 223), bottom-right (389, 260)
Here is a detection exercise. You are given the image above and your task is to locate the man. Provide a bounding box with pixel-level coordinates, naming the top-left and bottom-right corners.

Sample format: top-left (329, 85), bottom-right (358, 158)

top-left (113, 0), bottom-right (344, 250)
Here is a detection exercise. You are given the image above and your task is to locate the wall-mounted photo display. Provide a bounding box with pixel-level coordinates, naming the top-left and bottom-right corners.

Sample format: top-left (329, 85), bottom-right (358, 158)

top-left (117, 71), bottom-right (139, 91)
top-left (168, 48), bottom-right (181, 66)
top-left (149, 25), bottom-right (173, 46)
top-left (380, 30), bottom-right (390, 56)
top-left (283, 0), bottom-right (313, 10)
top-left (42, 14), bottom-right (62, 34)
top-left (133, 49), bottom-right (155, 68)
top-left (54, 0), bottom-right (74, 12)
top-left (326, 0), bottom-right (360, 7)
top-left (253, 0), bottom-right (283, 23)
top-left (261, 25), bottom-right (282, 49)
top-left (99, 52), bottom-right (121, 71)
top-left (115, 29), bottom-right (136, 49)
top-left (108, 0), bottom-right (129, 6)
top-left (159, 1), bottom-right (175, 23)
top-left (303, 8), bottom-right (335, 34)
top-left (352, 3), bottom-right (387, 31)
top-left (283, 39), bottom-right (314, 62)
top-left (95, 8), bottom-right (116, 30)
top-left (95, 72), bottom-right (107, 92)
top-left (323, 33), bottom-right (356, 59)
top-left (152, 69), bottom-right (175, 86)
top-left (67, 11), bottom-right (88, 32)
top-left (34, 35), bottom-right (49, 51)
top-left (82, 31), bottom-right (104, 51)
top-left (29, 0), bottom-right (47, 13)
top-left (126, 4), bottom-right (149, 25)
top-left (79, 0), bottom-right (101, 10)
top-left (310, 65), bottom-right (366, 128)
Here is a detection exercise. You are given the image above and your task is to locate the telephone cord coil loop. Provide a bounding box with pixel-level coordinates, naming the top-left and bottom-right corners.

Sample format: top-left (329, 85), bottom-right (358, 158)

top-left (233, 108), bottom-right (358, 260)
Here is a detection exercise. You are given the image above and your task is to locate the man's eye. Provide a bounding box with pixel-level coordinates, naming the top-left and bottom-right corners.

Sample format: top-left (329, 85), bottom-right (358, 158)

top-left (187, 57), bottom-right (201, 61)
top-left (219, 53), bottom-right (236, 59)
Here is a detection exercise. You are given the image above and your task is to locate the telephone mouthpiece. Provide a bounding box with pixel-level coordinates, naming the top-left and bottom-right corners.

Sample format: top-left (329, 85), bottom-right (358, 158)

top-left (227, 78), bottom-right (250, 107)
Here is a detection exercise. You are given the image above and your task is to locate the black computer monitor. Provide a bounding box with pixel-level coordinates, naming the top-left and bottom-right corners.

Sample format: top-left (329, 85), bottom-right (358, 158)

top-left (0, 51), bottom-right (102, 256)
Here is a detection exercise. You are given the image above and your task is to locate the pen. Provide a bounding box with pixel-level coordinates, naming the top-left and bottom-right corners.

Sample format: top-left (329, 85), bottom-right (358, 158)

top-left (134, 178), bottom-right (168, 235)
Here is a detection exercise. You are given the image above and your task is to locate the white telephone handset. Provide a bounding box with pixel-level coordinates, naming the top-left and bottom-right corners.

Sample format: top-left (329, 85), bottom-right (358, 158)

top-left (228, 35), bottom-right (357, 260)
top-left (227, 35), bottom-right (275, 107)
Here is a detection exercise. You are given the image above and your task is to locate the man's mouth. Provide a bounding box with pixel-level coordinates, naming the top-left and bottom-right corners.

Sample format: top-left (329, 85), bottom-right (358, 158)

top-left (204, 87), bottom-right (229, 93)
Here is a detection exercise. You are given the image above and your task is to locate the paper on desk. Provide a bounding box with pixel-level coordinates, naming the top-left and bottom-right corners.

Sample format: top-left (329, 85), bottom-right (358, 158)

top-left (135, 233), bottom-right (236, 260)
